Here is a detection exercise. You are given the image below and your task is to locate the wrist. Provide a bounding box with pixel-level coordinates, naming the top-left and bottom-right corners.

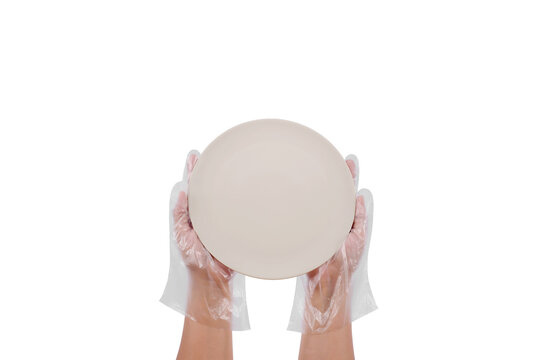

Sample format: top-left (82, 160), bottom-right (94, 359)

top-left (304, 284), bottom-right (351, 333)
top-left (185, 271), bottom-right (233, 328)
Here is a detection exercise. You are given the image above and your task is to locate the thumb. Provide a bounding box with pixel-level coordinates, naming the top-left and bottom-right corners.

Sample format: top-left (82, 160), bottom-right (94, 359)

top-left (345, 195), bottom-right (366, 269)
top-left (183, 150), bottom-right (200, 182)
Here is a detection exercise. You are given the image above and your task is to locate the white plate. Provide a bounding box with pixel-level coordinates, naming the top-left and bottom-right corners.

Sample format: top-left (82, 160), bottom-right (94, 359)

top-left (188, 119), bottom-right (356, 279)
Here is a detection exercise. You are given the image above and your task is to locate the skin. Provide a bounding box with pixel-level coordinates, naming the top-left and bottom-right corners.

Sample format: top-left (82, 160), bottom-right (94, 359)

top-left (174, 153), bottom-right (365, 360)
top-left (177, 318), bottom-right (233, 360)
top-left (299, 324), bottom-right (355, 360)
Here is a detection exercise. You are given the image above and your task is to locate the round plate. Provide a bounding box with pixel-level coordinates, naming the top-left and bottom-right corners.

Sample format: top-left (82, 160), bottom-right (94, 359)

top-left (188, 119), bottom-right (356, 279)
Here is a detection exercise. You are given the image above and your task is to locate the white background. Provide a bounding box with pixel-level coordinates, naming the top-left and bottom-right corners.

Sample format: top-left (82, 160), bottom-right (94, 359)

top-left (1, 0), bottom-right (539, 359)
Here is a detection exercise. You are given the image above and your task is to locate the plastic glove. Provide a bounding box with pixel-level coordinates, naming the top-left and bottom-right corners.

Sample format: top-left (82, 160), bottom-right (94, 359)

top-left (160, 150), bottom-right (250, 330)
top-left (288, 154), bottom-right (377, 333)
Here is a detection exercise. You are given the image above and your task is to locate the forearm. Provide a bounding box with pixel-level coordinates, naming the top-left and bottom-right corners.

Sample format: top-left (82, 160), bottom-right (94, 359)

top-left (177, 318), bottom-right (233, 360)
top-left (298, 324), bottom-right (354, 360)
top-left (176, 275), bottom-right (234, 360)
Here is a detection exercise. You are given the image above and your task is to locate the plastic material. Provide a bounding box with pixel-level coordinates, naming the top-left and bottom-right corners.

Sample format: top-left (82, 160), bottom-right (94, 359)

top-left (287, 155), bottom-right (377, 333)
top-left (160, 151), bottom-right (250, 330)
top-left (188, 119), bottom-right (356, 280)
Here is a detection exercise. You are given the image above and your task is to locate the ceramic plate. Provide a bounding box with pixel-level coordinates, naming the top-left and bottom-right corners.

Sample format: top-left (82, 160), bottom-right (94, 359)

top-left (188, 119), bottom-right (356, 279)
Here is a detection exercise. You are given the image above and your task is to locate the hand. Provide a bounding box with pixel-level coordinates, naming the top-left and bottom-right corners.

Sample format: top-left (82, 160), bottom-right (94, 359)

top-left (173, 152), bottom-right (236, 328)
top-left (302, 157), bottom-right (367, 333)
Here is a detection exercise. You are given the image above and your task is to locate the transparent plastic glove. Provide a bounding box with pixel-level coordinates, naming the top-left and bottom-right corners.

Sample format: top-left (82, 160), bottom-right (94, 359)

top-left (160, 150), bottom-right (250, 330)
top-left (288, 154), bottom-right (377, 333)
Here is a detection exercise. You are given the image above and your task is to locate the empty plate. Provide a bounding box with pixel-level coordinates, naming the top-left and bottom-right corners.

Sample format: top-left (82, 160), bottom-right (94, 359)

top-left (188, 119), bottom-right (356, 279)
